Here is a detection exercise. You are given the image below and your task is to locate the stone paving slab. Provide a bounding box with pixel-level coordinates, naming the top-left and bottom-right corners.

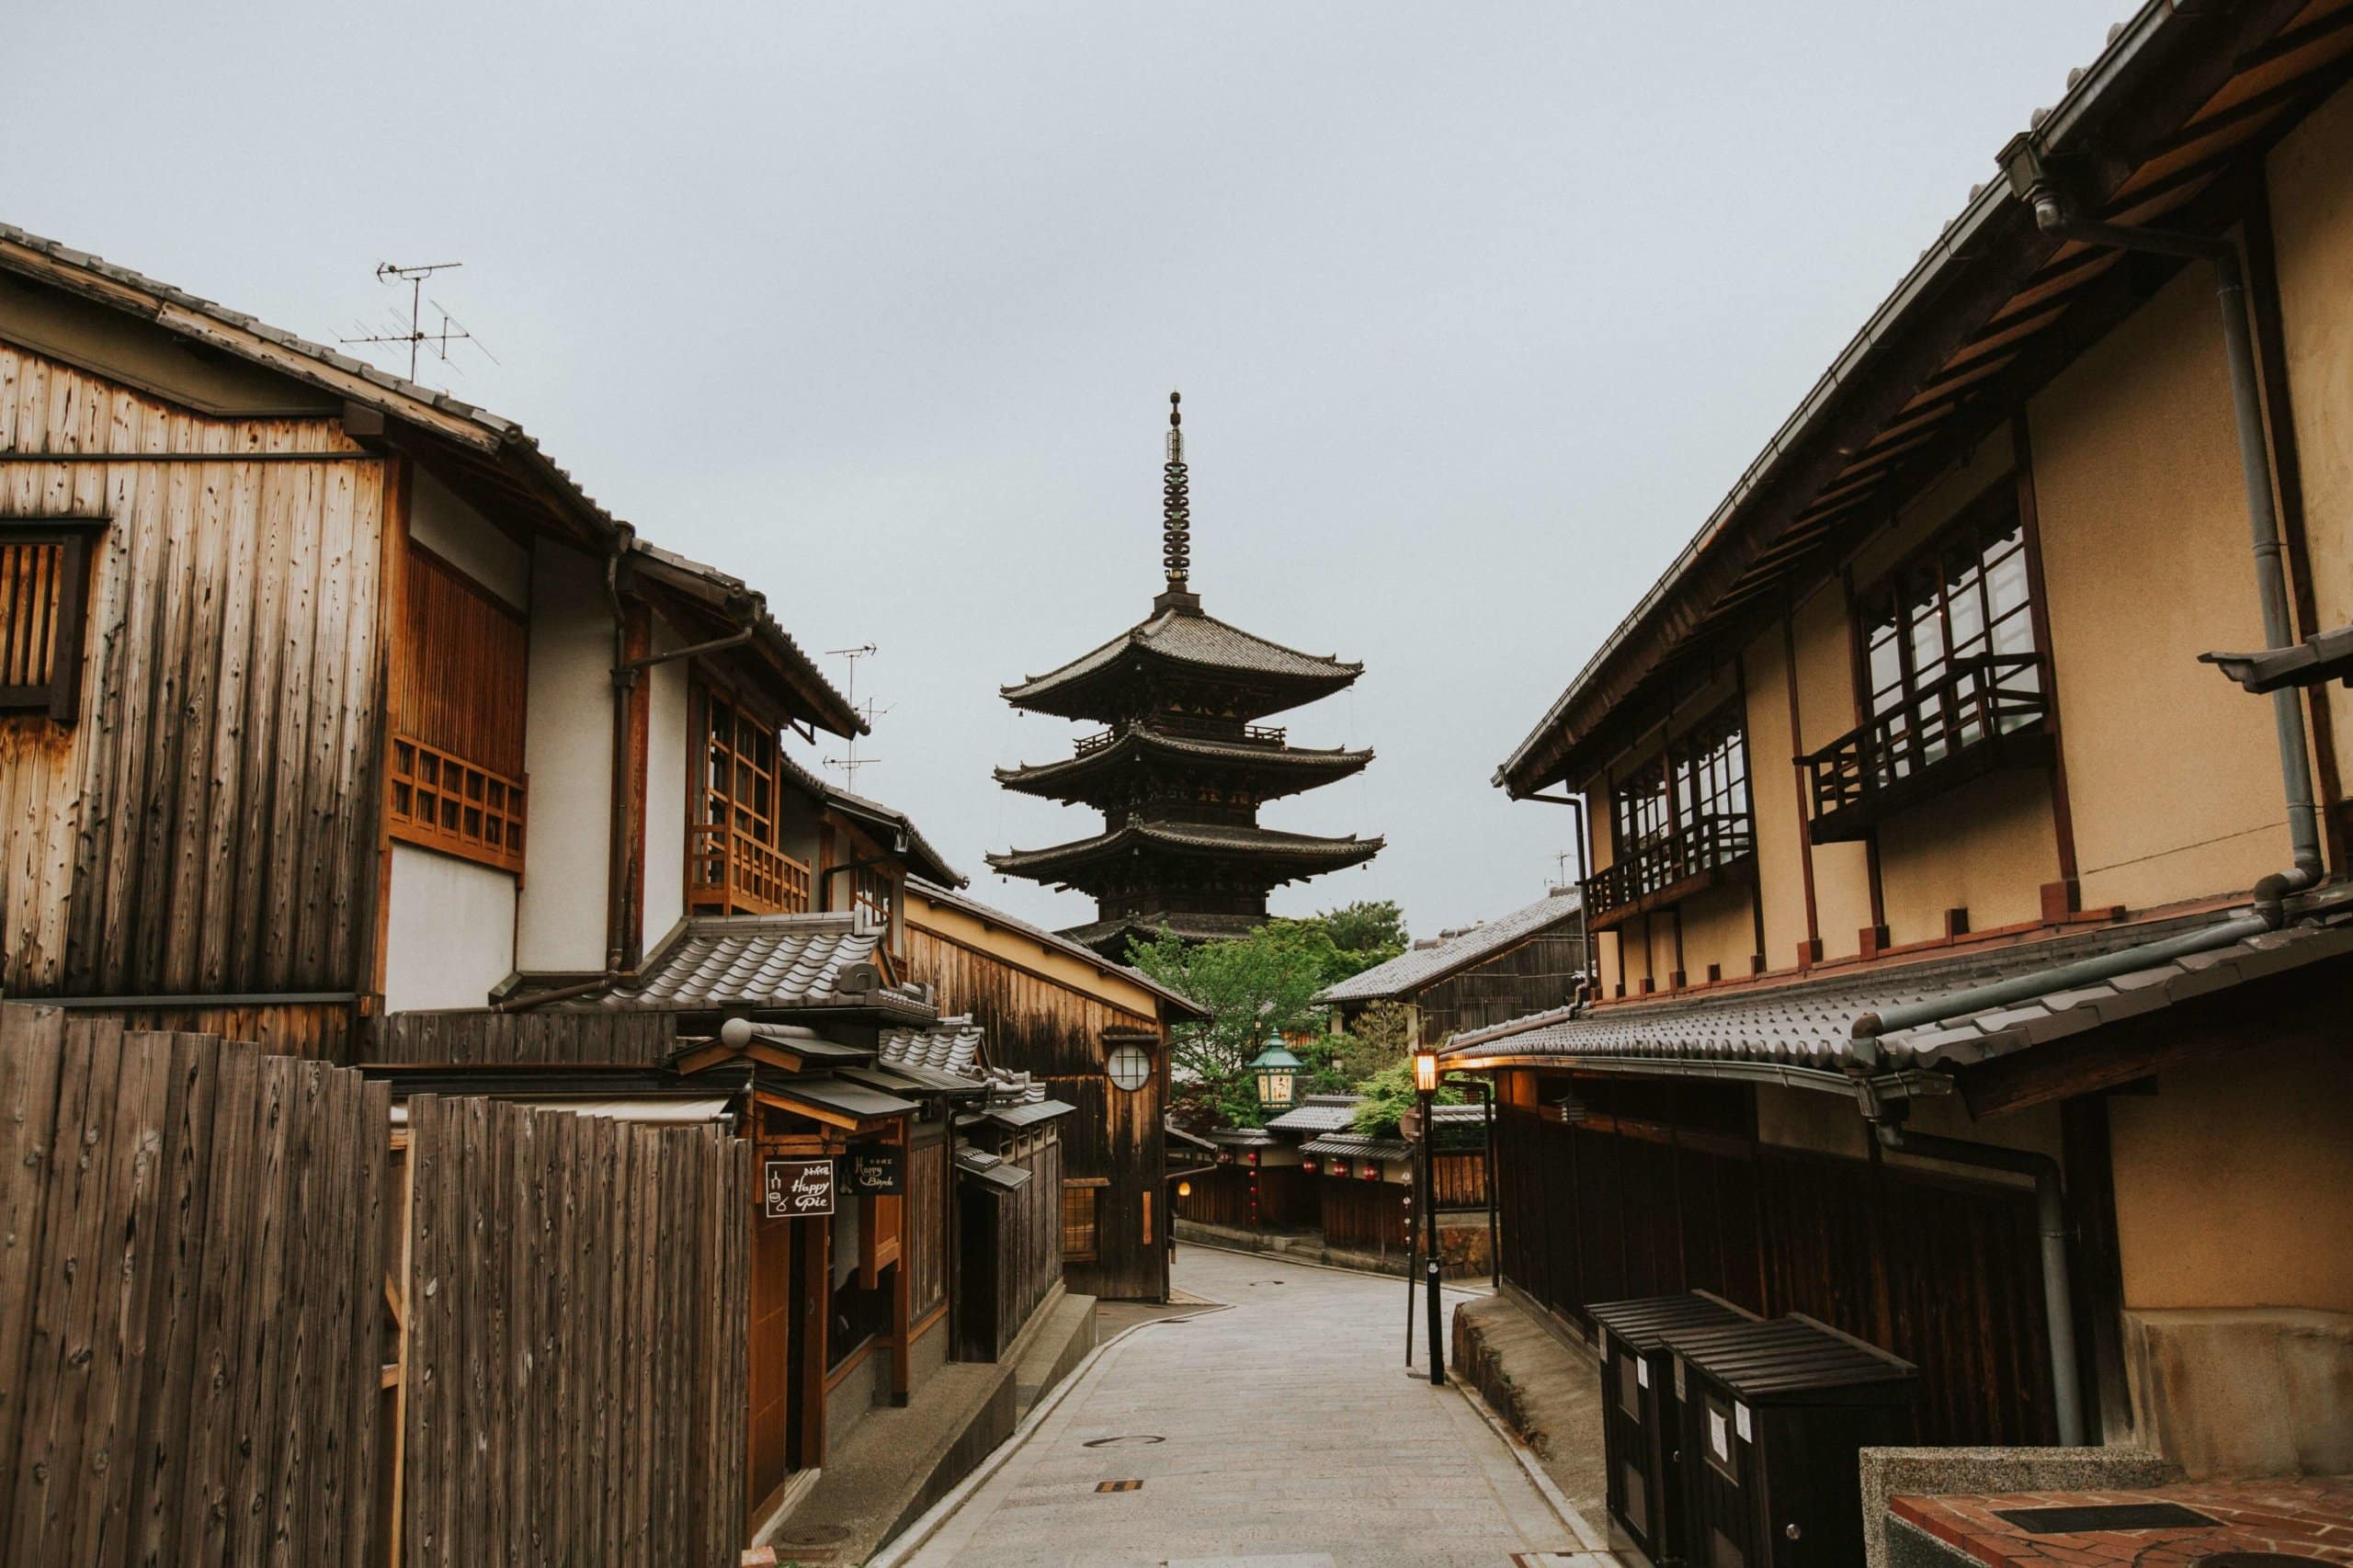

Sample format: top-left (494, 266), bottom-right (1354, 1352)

top-left (897, 1245), bottom-right (1602, 1567)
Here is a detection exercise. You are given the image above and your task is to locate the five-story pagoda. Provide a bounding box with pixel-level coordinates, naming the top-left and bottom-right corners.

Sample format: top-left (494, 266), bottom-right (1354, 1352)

top-left (990, 394), bottom-right (1381, 959)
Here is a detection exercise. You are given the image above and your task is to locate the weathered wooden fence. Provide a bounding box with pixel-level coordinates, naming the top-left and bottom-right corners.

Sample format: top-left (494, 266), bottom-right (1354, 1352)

top-left (1430, 1150), bottom-right (1490, 1210)
top-left (0, 1006), bottom-right (392, 1566)
top-left (3, 1005), bottom-right (754, 1567)
top-left (396, 1094), bottom-right (750, 1566)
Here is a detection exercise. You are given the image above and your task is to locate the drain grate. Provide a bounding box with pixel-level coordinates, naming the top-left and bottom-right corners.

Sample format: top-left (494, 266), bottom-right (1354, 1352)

top-left (1082, 1434), bottom-right (1165, 1449)
top-left (2195, 1558), bottom-right (2329, 1567)
top-left (1992, 1502), bottom-right (2217, 1533)
top-left (1095, 1478), bottom-right (1143, 1493)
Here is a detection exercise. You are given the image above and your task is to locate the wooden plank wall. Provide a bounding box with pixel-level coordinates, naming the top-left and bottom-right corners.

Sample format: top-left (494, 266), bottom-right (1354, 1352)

top-left (982, 1130), bottom-right (1063, 1361)
top-left (1429, 1151), bottom-right (1489, 1210)
top-left (0, 346), bottom-right (388, 1001)
top-left (1417, 927), bottom-right (1586, 1040)
top-left (905, 923), bottom-right (1166, 1300)
top-left (0, 1005), bottom-right (391, 1566)
top-left (1319, 1178), bottom-right (1411, 1255)
top-left (400, 1095), bottom-right (750, 1567)
top-left (1493, 1102), bottom-right (2055, 1447)
top-left (367, 1008), bottom-right (677, 1066)
top-left (906, 1135), bottom-right (949, 1321)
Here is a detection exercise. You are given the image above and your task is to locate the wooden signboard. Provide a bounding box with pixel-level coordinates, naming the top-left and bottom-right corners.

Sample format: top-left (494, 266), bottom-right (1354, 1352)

top-left (842, 1147), bottom-right (904, 1197)
top-left (764, 1157), bottom-right (835, 1219)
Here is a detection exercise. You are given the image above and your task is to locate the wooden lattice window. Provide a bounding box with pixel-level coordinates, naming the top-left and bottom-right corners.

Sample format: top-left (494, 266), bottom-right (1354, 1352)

top-left (0, 523), bottom-right (99, 722)
top-left (1060, 1183), bottom-right (1100, 1262)
top-left (689, 682), bottom-right (810, 915)
top-left (388, 734), bottom-right (527, 873)
top-left (388, 543), bottom-right (529, 872)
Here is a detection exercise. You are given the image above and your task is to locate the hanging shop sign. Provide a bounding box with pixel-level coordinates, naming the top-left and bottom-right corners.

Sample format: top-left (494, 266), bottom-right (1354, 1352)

top-left (842, 1146), bottom-right (904, 1197)
top-left (764, 1157), bottom-right (836, 1219)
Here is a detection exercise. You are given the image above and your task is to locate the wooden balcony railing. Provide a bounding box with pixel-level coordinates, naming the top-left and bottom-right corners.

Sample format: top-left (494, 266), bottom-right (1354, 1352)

top-left (1580, 812), bottom-right (1755, 929)
top-left (688, 824), bottom-right (811, 916)
top-left (1802, 653), bottom-right (2052, 845)
top-left (1073, 716), bottom-right (1288, 756)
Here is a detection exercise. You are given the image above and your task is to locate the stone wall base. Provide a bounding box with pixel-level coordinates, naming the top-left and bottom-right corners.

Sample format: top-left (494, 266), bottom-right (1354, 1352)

top-left (2124, 1305), bottom-right (2353, 1478)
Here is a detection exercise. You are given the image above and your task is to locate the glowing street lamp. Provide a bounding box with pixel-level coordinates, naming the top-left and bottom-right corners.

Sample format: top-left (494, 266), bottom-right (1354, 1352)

top-left (1248, 1036), bottom-right (1303, 1110)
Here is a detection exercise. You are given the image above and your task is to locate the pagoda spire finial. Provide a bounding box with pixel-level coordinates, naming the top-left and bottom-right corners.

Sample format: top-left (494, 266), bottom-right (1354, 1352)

top-left (1157, 391), bottom-right (1199, 612)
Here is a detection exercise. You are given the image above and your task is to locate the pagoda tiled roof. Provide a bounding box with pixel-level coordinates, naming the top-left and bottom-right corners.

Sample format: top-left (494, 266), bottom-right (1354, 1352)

top-left (1055, 911), bottom-right (1274, 956)
top-left (1002, 604), bottom-right (1361, 718)
top-left (986, 821), bottom-right (1382, 886)
top-left (995, 723), bottom-right (1372, 801)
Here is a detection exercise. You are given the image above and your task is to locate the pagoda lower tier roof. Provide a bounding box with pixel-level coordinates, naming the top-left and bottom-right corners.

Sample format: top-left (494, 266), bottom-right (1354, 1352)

top-left (985, 820), bottom-right (1383, 889)
top-left (995, 725), bottom-right (1373, 802)
top-left (1002, 603), bottom-right (1362, 721)
top-left (1059, 911), bottom-right (1275, 952)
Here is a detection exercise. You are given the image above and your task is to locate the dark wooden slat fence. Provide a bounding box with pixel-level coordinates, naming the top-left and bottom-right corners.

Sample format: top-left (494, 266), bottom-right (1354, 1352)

top-left (0, 1006), bottom-right (391, 1567)
top-left (397, 1094), bottom-right (750, 1567)
top-left (368, 1008), bottom-right (677, 1066)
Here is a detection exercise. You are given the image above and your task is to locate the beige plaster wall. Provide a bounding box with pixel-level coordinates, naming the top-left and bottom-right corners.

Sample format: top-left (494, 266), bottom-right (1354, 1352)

top-left (517, 540), bottom-right (615, 972)
top-left (2268, 79), bottom-right (2353, 819)
top-left (1876, 768), bottom-right (2061, 944)
top-left (642, 615), bottom-right (691, 952)
top-left (1744, 623), bottom-right (1813, 969)
top-left (2028, 263), bottom-right (2293, 912)
top-left (2109, 1036), bottom-right (2353, 1314)
top-left (1790, 581), bottom-right (1876, 956)
top-left (1676, 879), bottom-right (1756, 982)
top-left (382, 842), bottom-right (517, 1011)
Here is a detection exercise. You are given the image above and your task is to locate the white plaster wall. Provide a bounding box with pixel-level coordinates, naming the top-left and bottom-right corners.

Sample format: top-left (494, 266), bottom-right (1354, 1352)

top-left (516, 540), bottom-right (614, 971)
top-left (384, 843), bottom-right (518, 1011)
top-left (407, 467), bottom-right (529, 608)
top-left (642, 615), bottom-right (691, 951)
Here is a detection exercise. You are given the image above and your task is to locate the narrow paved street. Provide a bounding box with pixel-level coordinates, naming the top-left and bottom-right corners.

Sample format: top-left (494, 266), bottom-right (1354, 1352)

top-left (898, 1245), bottom-right (1611, 1568)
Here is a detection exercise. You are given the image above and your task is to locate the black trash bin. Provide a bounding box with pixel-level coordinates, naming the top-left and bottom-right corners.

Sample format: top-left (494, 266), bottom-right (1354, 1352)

top-left (1663, 1313), bottom-right (1916, 1568)
top-left (1586, 1291), bottom-right (1761, 1564)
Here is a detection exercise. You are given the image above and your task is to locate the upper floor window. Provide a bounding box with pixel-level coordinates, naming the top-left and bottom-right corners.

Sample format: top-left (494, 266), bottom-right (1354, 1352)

top-left (688, 682), bottom-right (811, 915)
top-left (1590, 699), bottom-right (1754, 926)
top-left (1807, 488), bottom-right (2052, 842)
top-left (386, 544), bottom-right (528, 872)
top-left (0, 521), bottom-right (100, 723)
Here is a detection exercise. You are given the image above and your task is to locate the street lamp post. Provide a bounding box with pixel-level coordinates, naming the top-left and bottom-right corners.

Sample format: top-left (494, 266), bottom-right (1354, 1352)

top-left (1413, 1048), bottom-right (1444, 1386)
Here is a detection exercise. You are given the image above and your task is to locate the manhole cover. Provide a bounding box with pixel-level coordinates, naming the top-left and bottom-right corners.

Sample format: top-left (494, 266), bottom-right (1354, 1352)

top-left (1082, 1434), bottom-right (1165, 1448)
top-left (777, 1522), bottom-right (850, 1545)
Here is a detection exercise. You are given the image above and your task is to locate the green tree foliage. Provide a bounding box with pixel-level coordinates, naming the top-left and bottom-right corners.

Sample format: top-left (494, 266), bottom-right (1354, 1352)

top-left (1348, 1058), bottom-right (1466, 1139)
top-left (1327, 998), bottom-right (1414, 1084)
top-left (1310, 900), bottom-right (1409, 982)
top-left (1126, 902), bottom-right (1413, 1129)
top-left (1128, 922), bottom-right (1336, 1128)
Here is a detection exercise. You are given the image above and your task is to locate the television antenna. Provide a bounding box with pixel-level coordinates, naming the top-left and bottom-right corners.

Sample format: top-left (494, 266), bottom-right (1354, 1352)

top-left (1553, 849), bottom-right (1583, 891)
top-left (339, 261), bottom-right (499, 383)
top-left (824, 644), bottom-right (884, 792)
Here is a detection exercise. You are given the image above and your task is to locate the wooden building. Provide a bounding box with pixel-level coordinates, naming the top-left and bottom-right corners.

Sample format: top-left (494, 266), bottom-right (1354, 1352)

top-left (1314, 887), bottom-right (1586, 1042)
top-left (988, 394), bottom-right (1381, 958)
top-left (904, 876), bottom-right (1208, 1301)
top-left (0, 220), bottom-right (917, 1055)
top-left (0, 222), bottom-right (1091, 1553)
top-left (1465, 3), bottom-right (2353, 1483)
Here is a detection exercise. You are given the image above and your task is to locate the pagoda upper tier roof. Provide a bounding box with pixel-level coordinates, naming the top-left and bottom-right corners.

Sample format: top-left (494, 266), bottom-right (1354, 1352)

top-left (985, 820), bottom-right (1382, 888)
top-left (1002, 603), bottom-right (1362, 720)
top-left (995, 723), bottom-right (1373, 803)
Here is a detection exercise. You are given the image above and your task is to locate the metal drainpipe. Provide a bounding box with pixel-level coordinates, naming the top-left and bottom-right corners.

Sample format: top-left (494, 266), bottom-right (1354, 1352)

top-left (1526, 788), bottom-right (1600, 1004)
top-left (2018, 190), bottom-right (2323, 894)
top-left (603, 537), bottom-right (637, 973)
top-left (1866, 1117), bottom-right (2084, 1447)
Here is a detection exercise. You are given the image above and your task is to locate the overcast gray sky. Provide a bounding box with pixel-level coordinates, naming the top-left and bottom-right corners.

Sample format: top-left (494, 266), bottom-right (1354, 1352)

top-left (12, 0), bottom-right (2134, 940)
